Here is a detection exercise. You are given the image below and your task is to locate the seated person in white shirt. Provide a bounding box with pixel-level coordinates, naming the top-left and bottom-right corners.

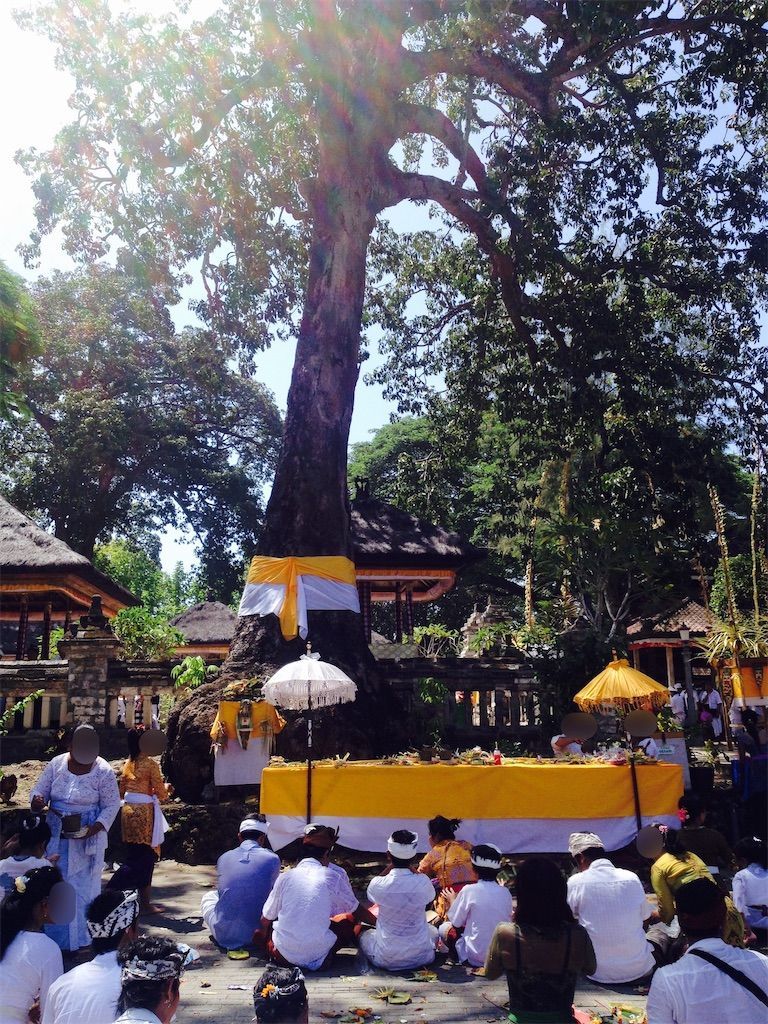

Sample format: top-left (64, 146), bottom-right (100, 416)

top-left (42, 889), bottom-right (140, 1024)
top-left (550, 734), bottom-right (583, 758)
top-left (646, 878), bottom-right (768, 1024)
top-left (439, 843), bottom-right (513, 966)
top-left (0, 813), bottom-right (56, 899)
top-left (567, 831), bottom-right (671, 984)
top-left (732, 836), bottom-right (768, 938)
top-left (358, 830), bottom-right (438, 971)
top-left (261, 824), bottom-right (373, 971)
top-left (636, 735), bottom-right (660, 759)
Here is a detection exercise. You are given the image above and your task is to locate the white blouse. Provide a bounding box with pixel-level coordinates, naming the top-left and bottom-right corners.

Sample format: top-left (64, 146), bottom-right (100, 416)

top-left (0, 930), bottom-right (63, 1024)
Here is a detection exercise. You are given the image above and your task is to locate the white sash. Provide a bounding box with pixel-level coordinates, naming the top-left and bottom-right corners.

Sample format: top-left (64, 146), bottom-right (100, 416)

top-left (124, 792), bottom-right (169, 848)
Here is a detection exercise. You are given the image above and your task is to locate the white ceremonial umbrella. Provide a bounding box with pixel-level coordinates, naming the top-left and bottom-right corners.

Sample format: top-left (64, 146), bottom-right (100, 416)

top-left (263, 645), bottom-right (357, 822)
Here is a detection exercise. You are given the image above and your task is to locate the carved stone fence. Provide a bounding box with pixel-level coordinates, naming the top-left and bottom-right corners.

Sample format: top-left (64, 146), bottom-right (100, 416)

top-left (0, 631), bottom-right (175, 760)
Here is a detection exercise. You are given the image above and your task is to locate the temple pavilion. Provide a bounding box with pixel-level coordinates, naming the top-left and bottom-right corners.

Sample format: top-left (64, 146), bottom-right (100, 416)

top-left (0, 495), bottom-right (138, 659)
top-left (350, 479), bottom-right (483, 643)
top-left (170, 600), bottom-right (236, 661)
top-left (626, 598), bottom-right (715, 688)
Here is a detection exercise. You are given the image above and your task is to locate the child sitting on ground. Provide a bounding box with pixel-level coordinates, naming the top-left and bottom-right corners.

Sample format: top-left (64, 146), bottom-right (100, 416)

top-left (439, 843), bottom-right (513, 966)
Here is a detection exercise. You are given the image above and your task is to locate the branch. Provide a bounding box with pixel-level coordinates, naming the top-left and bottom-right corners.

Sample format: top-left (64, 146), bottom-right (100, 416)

top-left (391, 170), bottom-right (539, 365)
top-left (400, 48), bottom-right (550, 116)
top-left (394, 102), bottom-right (487, 190)
top-left (131, 64), bottom-right (288, 169)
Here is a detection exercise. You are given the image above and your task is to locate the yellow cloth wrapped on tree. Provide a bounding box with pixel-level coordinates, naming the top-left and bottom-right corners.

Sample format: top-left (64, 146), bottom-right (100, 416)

top-left (237, 555), bottom-right (359, 639)
top-left (210, 700), bottom-right (285, 748)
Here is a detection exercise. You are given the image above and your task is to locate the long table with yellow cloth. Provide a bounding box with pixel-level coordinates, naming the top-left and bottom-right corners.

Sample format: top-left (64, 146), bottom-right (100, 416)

top-left (260, 760), bottom-right (684, 853)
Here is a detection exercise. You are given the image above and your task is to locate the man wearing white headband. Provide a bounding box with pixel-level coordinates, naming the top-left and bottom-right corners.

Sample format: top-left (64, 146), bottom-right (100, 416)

top-left (200, 814), bottom-right (279, 956)
top-left (42, 890), bottom-right (140, 1024)
top-left (567, 831), bottom-right (670, 984)
top-left (439, 843), bottom-right (513, 966)
top-left (358, 830), bottom-right (438, 971)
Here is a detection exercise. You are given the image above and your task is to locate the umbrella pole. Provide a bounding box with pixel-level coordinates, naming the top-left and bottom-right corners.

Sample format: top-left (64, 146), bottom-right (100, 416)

top-left (629, 757), bottom-right (642, 831)
top-left (306, 682), bottom-right (313, 824)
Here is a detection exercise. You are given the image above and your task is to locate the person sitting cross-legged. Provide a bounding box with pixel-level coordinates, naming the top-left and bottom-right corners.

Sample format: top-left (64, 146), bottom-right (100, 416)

top-left (485, 856), bottom-right (596, 1024)
top-left (646, 878), bottom-right (768, 1024)
top-left (439, 843), bottom-right (513, 966)
top-left (200, 815), bottom-right (280, 956)
top-left (358, 830), bottom-right (438, 971)
top-left (261, 824), bottom-right (373, 971)
top-left (567, 831), bottom-right (673, 984)
top-left (42, 889), bottom-right (140, 1024)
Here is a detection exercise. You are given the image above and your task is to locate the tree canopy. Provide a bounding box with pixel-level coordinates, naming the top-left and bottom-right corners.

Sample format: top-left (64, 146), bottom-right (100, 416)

top-left (0, 267), bottom-right (282, 598)
top-left (93, 539), bottom-right (206, 616)
top-left (14, 0), bottom-right (768, 709)
top-left (0, 261), bottom-right (41, 420)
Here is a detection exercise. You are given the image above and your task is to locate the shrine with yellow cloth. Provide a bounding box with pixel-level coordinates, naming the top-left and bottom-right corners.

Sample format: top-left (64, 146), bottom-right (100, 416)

top-left (260, 760), bottom-right (684, 853)
top-left (210, 699), bottom-right (285, 786)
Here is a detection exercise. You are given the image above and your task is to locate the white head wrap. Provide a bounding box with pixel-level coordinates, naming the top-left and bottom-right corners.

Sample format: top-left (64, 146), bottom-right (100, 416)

top-left (568, 832), bottom-right (604, 856)
top-left (387, 830), bottom-right (418, 859)
top-left (87, 890), bottom-right (139, 939)
top-left (471, 843), bottom-right (502, 869)
top-left (240, 817), bottom-right (269, 835)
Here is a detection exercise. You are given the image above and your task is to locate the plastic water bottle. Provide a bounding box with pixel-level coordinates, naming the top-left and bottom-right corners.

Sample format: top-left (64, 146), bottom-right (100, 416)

top-left (493, 746), bottom-right (502, 765)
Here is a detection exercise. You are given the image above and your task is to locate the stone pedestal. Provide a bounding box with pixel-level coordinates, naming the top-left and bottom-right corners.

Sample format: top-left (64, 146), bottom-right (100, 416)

top-left (58, 596), bottom-right (125, 726)
top-left (58, 636), bottom-right (125, 725)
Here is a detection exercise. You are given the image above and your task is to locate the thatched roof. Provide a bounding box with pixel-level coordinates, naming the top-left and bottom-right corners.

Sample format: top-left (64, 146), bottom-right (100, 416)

top-left (0, 494), bottom-right (139, 607)
top-left (351, 494), bottom-right (483, 568)
top-left (170, 601), bottom-right (236, 644)
top-left (627, 599), bottom-right (714, 638)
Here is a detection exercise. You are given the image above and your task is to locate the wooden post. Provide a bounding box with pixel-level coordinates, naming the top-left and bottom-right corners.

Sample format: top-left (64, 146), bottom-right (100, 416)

top-left (357, 582), bottom-right (372, 644)
top-left (629, 760), bottom-right (643, 830)
top-left (480, 690), bottom-right (490, 729)
top-left (41, 601), bottom-right (52, 660)
top-left (394, 582), bottom-right (403, 642)
top-left (15, 594), bottom-right (29, 661)
top-left (404, 588), bottom-right (415, 636)
top-left (64, 600), bottom-right (71, 634)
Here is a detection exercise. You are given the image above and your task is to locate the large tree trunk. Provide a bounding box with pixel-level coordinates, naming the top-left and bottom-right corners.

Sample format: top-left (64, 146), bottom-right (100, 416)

top-left (165, 103), bottom-right (409, 800)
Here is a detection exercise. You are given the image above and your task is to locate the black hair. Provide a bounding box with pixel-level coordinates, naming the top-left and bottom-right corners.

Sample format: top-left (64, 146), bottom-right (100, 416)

top-left (0, 865), bottom-right (63, 959)
top-left (297, 846), bottom-right (326, 863)
top-left (656, 824), bottom-right (692, 861)
top-left (734, 836), bottom-right (768, 869)
top-left (17, 812), bottom-right (52, 853)
top-left (515, 857), bottom-right (574, 930)
top-left (241, 813), bottom-right (268, 841)
top-left (88, 889), bottom-right (136, 955)
top-left (126, 728), bottom-right (143, 761)
top-left (388, 830), bottom-right (418, 868)
top-left (117, 936), bottom-right (182, 1013)
top-left (678, 793), bottom-right (706, 824)
top-left (428, 815), bottom-right (461, 841)
top-left (577, 846), bottom-right (605, 864)
top-left (675, 878), bottom-right (725, 939)
top-left (471, 844), bottom-right (501, 881)
top-left (240, 829), bottom-right (266, 842)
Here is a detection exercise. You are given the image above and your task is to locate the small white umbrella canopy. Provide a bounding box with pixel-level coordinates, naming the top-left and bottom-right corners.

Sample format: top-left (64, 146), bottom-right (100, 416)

top-left (263, 646), bottom-right (357, 822)
top-left (262, 649), bottom-right (357, 710)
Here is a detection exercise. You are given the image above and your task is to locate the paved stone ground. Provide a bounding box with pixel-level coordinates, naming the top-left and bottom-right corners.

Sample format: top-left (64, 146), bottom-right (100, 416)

top-left (131, 860), bottom-right (650, 1024)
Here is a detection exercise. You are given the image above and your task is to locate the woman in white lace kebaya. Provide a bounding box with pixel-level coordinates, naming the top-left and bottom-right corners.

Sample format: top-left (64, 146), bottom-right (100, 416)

top-left (31, 726), bottom-right (121, 951)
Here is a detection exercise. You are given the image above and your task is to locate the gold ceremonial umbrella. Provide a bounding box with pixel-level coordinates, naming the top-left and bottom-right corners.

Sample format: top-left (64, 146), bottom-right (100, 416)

top-left (574, 657), bottom-right (670, 712)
